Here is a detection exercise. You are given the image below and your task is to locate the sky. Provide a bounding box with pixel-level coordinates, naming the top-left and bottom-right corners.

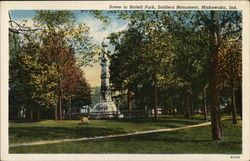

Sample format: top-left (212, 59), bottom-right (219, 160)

top-left (9, 10), bottom-right (129, 87)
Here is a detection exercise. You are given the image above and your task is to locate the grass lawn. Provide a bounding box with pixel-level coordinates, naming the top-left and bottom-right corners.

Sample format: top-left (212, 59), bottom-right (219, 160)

top-left (9, 116), bottom-right (205, 144)
top-left (9, 117), bottom-right (242, 154)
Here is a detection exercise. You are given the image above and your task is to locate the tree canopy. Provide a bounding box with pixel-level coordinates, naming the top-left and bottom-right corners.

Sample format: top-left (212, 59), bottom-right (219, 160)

top-left (9, 10), bottom-right (96, 120)
top-left (9, 10), bottom-right (242, 143)
top-left (108, 10), bottom-right (242, 142)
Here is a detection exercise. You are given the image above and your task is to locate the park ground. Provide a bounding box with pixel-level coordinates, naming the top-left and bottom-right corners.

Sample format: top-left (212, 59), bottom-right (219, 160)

top-left (9, 115), bottom-right (242, 154)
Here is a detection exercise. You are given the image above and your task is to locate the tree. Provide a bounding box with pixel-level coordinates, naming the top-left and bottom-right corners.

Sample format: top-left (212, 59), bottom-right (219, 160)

top-left (32, 11), bottom-right (96, 120)
top-left (109, 10), bottom-right (241, 142)
top-left (109, 28), bottom-right (145, 113)
top-left (197, 11), bottom-right (242, 142)
top-left (218, 40), bottom-right (242, 124)
top-left (109, 11), bottom-right (179, 118)
top-left (9, 10), bottom-right (96, 120)
top-left (166, 11), bottom-right (209, 118)
top-left (9, 32), bottom-right (32, 119)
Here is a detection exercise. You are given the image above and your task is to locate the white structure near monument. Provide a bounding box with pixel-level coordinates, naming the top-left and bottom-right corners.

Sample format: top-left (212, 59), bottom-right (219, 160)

top-left (90, 38), bottom-right (121, 119)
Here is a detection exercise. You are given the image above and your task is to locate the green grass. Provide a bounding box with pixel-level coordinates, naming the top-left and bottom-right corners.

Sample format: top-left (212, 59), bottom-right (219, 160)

top-left (9, 119), bottom-right (241, 154)
top-left (9, 117), bottom-right (205, 144)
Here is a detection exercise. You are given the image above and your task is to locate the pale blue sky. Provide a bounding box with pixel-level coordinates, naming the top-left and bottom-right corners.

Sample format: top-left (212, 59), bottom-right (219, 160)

top-left (9, 10), bottom-right (128, 45)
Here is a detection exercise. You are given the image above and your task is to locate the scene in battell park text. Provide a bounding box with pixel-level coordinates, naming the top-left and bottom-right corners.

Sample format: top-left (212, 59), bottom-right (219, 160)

top-left (8, 10), bottom-right (242, 153)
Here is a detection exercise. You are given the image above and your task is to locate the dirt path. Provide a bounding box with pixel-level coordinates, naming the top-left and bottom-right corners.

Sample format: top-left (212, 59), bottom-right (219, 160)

top-left (9, 121), bottom-right (211, 148)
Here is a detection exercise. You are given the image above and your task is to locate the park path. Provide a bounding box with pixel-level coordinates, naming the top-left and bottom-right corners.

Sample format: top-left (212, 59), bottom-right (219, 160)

top-left (9, 121), bottom-right (211, 148)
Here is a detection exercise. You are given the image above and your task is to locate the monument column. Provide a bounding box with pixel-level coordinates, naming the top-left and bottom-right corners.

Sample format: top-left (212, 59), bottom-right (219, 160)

top-left (100, 39), bottom-right (112, 102)
top-left (91, 38), bottom-right (120, 118)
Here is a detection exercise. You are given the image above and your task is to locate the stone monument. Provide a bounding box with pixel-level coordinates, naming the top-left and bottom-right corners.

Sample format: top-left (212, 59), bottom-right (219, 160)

top-left (90, 38), bottom-right (121, 119)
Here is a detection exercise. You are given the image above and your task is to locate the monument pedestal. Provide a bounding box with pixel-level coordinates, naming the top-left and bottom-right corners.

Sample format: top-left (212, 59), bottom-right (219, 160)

top-left (90, 101), bottom-right (122, 119)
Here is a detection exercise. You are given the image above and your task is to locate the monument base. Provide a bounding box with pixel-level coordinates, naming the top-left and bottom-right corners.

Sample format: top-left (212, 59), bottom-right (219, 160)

top-left (90, 101), bottom-right (123, 119)
top-left (89, 111), bottom-right (123, 120)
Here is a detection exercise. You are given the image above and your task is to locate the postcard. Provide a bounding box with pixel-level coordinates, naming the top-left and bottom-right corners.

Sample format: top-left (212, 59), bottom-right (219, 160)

top-left (1, 1), bottom-right (249, 161)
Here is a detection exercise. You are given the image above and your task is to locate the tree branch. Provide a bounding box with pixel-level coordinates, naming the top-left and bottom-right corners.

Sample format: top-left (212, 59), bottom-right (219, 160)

top-left (9, 20), bottom-right (42, 34)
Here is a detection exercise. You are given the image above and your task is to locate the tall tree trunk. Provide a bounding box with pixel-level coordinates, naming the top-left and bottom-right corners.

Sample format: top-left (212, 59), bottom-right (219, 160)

top-left (55, 106), bottom-right (58, 120)
top-left (209, 11), bottom-right (224, 142)
top-left (231, 86), bottom-right (237, 124)
top-left (69, 97), bottom-right (72, 120)
top-left (237, 85), bottom-right (242, 119)
top-left (30, 109), bottom-right (33, 121)
top-left (191, 100), bottom-right (194, 115)
top-left (154, 81), bottom-right (158, 119)
top-left (59, 96), bottom-right (62, 120)
top-left (203, 87), bottom-right (208, 122)
top-left (58, 79), bottom-right (62, 120)
top-left (181, 100), bottom-right (184, 115)
top-left (172, 100), bottom-right (176, 116)
top-left (186, 95), bottom-right (191, 118)
top-left (127, 90), bottom-right (132, 112)
top-left (229, 51), bottom-right (237, 124)
top-left (37, 111), bottom-right (40, 121)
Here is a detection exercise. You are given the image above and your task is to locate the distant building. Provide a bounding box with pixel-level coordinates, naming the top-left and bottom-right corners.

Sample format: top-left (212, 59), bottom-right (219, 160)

top-left (151, 108), bottom-right (162, 115)
top-left (80, 105), bottom-right (91, 114)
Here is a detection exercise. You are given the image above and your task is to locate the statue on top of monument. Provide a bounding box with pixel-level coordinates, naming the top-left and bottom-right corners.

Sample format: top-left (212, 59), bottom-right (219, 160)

top-left (101, 37), bottom-right (111, 58)
top-left (102, 37), bottom-right (109, 47)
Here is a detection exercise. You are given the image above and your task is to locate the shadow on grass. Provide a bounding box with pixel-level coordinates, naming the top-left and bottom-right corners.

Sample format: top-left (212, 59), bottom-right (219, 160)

top-left (105, 131), bottom-right (213, 143)
top-left (160, 116), bottom-right (206, 120)
top-left (10, 120), bottom-right (41, 123)
top-left (9, 126), bottom-right (126, 143)
top-left (117, 118), bottom-right (203, 126)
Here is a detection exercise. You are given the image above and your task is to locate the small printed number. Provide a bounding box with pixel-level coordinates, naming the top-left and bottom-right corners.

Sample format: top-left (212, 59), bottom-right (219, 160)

top-left (230, 156), bottom-right (240, 159)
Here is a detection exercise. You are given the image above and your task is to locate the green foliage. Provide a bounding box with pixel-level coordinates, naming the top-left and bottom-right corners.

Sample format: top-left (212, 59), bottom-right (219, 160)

top-left (109, 11), bottom-right (207, 114)
top-left (9, 32), bottom-right (36, 119)
top-left (9, 10), bottom-right (95, 120)
top-left (90, 10), bottom-right (110, 25)
top-left (33, 10), bottom-right (75, 27)
top-left (90, 86), bottom-right (101, 107)
top-left (34, 10), bottom-right (99, 67)
top-left (9, 10), bottom-right (242, 125)
top-left (196, 11), bottom-right (242, 141)
top-left (108, 10), bottom-right (241, 120)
